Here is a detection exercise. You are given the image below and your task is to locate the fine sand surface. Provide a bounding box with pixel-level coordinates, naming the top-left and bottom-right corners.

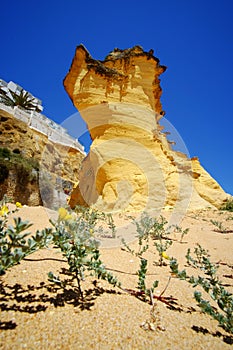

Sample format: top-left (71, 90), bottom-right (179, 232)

top-left (0, 206), bottom-right (233, 349)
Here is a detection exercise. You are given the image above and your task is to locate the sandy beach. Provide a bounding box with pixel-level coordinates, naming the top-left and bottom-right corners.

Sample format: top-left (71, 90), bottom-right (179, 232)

top-left (0, 205), bottom-right (232, 349)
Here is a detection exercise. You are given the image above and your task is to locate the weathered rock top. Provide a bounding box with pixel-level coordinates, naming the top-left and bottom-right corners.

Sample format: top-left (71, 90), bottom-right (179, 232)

top-left (64, 45), bottom-right (229, 214)
top-left (64, 44), bottom-right (166, 113)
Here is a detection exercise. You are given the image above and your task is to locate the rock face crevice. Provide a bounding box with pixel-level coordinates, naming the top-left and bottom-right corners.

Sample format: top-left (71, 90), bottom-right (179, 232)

top-left (64, 45), bottom-right (229, 212)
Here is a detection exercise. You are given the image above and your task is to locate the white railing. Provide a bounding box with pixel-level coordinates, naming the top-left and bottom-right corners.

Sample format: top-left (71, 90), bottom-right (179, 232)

top-left (0, 102), bottom-right (85, 154)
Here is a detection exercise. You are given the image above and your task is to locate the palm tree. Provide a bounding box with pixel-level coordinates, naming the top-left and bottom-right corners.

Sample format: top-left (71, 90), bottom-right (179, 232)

top-left (0, 90), bottom-right (37, 111)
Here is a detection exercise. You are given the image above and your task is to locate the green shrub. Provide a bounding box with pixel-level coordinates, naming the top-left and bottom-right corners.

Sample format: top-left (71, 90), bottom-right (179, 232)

top-left (0, 197), bottom-right (53, 274)
top-left (0, 201), bottom-right (120, 298)
top-left (0, 147), bottom-right (11, 158)
top-left (75, 205), bottom-right (116, 238)
top-left (221, 198), bottom-right (233, 212)
top-left (170, 244), bottom-right (233, 334)
top-left (122, 213), bottom-right (173, 266)
top-left (49, 207), bottom-right (120, 298)
top-left (0, 147), bottom-right (39, 181)
top-left (2, 202), bottom-right (232, 336)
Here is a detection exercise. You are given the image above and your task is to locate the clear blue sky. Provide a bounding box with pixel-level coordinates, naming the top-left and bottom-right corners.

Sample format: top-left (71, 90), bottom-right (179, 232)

top-left (1, 0), bottom-right (233, 195)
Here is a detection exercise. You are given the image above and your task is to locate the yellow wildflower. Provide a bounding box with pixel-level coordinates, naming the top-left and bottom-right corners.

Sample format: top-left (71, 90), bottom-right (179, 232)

top-left (89, 228), bottom-right (94, 235)
top-left (64, 214), bottom-right (73, 221)
top-left (58, 207), bottom-right (68, 220)
top-left (0, 205), bottom-right (9, 216)
top-left (161, 252), bottom-right (170, 260)
top-left (16, 202), bottom-right (22, 208)
top-left (58, 207), bottom-right (73, 221)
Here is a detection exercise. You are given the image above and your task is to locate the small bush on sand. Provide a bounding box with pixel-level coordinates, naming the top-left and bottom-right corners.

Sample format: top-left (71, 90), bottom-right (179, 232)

top-left (170, 244), bottom-right (233, 334)
top-left (0, 196), bottom-right (53, 274)
top-left (221, 198), bottom-right (233, 212)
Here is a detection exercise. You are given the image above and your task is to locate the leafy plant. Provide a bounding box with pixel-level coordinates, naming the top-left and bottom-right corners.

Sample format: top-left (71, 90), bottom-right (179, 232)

top-left (172, 225), bottom-right (189, 243)
top-left (0, 197), bottom-right (53, 274)
top-left (221, 198), bottom-right (233, 212)
top-left (0, 148), bottom-right (11, 158)
top-left (105, 213), bottom-right (116, 238)
top-left (75, 205), bottom-right (116, 238)
top-left (49, 207), bottom-right (120, 298)
top-left (122, 214), bottom-right (151, 257)
top-left (0, 90), bottom-right (37, 111)
top-left (75, 205), bottom-right (105, 226)
top-left (0, 147), bottom-right (39, 183)
top-left (136, 257), bottom-right (159, 300)
top-left (121, 213), bottom-right (175, 302)
top-left (144, 214), bottom-right (172, 266)
top-left (122, 213), bottom-right (173, 266)
top-left (146, 214), bottom-right (172, 265)
top-left (210, 220), bottom-right (233, 233)
top-left (170, 244), bottom-right (233, 334)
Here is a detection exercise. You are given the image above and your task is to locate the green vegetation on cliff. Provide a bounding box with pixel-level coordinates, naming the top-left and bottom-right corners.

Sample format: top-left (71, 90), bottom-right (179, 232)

top-left (0, 147), bottom-right (39, 185)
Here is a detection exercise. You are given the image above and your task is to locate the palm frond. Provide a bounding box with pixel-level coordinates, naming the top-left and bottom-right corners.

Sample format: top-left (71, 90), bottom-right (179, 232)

top-left (0, 90), bottom-right (37, 111)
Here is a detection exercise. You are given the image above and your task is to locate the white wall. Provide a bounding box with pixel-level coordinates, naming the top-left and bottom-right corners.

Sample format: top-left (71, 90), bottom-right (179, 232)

top-left (0, 103), bottom-right (85, 154)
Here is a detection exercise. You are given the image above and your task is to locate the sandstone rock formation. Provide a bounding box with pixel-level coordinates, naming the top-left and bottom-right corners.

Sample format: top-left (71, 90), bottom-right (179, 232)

top-left (64, 45), bottom-right (229, 213)
top-left (0, 108), bottom-right (84, 206)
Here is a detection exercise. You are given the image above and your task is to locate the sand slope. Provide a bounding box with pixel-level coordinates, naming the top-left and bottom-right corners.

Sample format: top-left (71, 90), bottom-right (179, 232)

top-left (0, 206), bottom-right (233, 349)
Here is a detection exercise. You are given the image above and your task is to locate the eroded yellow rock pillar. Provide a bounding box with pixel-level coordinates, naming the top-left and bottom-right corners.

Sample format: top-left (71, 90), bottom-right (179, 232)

top-left (64, 45), bottom-right (230, 212)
